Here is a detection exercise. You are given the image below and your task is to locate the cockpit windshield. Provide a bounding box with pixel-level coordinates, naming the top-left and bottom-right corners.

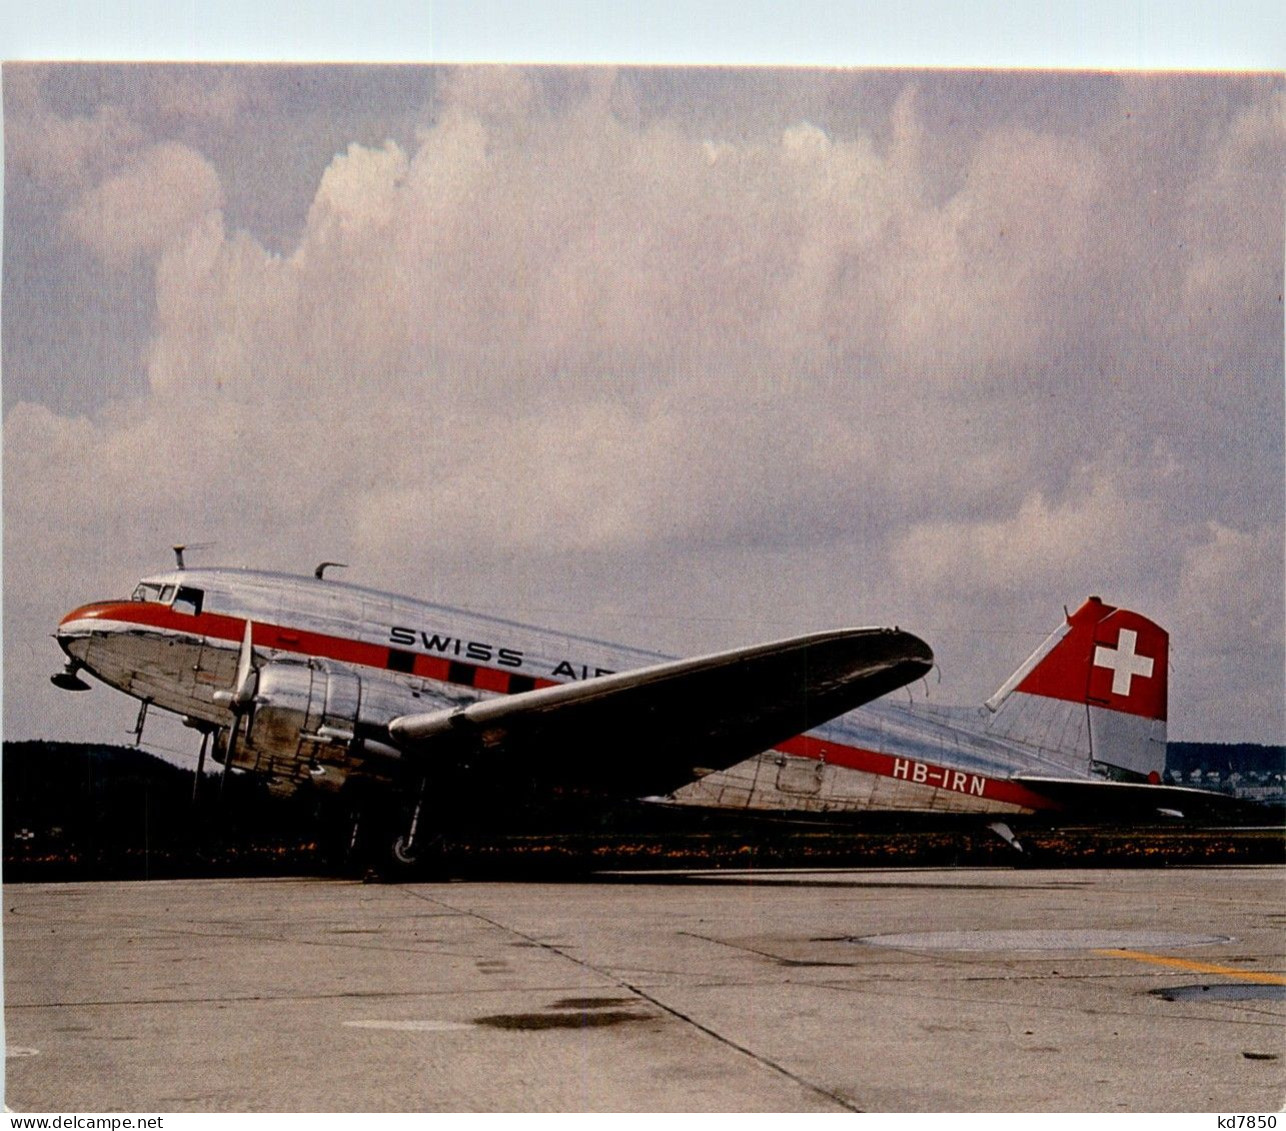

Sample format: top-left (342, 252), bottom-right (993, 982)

top-left (130, 580), bottom-right (205, 614)
top-left (174, 586), bottom-right (204, 615)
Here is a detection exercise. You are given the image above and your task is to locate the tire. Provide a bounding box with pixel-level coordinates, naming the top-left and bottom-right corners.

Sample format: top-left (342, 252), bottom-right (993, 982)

top-left (390, 833), bottom-right (421, 867)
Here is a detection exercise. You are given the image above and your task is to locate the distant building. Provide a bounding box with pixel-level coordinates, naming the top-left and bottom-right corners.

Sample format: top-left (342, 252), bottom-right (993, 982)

top-left (1167, 743), bottom-right (1286, 804)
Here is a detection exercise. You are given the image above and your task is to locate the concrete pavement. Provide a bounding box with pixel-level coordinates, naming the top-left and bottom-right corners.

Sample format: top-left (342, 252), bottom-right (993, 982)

top-left (5, 867), bottom-right (1284, 1111)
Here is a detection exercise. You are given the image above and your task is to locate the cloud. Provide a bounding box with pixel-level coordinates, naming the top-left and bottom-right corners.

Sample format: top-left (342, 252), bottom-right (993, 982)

top-left (5, 70), bottom-right (1282, 744)
top-left (63, 142), bottom-right (224, 263)
top-left (1170, 522), bottom-right (1286, 742)
top-left (893, 473), bottom-right (1140, 598)
top-left (1178, 522), bottom-right (1285, 655)
top-left (308, 138), bottom-right (410, 237)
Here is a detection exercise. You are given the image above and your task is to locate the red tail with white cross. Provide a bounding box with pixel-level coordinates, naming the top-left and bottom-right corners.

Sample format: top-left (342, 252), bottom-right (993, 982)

top-left (983, 597), bottom-right (1168, 780)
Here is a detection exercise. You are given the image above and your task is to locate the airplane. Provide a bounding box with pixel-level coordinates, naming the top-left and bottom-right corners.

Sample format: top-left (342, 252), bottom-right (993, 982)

top-left (50, 557), bottom-right (1252, 871)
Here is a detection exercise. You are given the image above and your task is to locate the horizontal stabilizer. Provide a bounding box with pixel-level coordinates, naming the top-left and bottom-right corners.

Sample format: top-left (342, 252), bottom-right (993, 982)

top-left (1013, 776), bottom-right (1271, 824)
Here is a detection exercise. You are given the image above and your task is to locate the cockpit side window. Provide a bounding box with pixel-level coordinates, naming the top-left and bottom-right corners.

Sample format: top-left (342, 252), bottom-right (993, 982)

top-left (132, 582), bottom-right (164, 603)
top-left (174, 586), bottom-right (204, 616)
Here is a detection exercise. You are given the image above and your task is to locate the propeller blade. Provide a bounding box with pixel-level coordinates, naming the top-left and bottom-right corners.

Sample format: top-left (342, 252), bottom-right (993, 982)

top-left (214, 619), bottom-right (258, 712)
top-left (233, 618), bottom-right (256, 707)
top-left (211, 620), bottom-right (258, 799)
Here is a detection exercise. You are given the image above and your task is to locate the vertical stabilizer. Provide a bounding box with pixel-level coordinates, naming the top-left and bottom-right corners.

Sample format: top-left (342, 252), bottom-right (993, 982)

top-left (984, 597), bottom-right (1168, 780)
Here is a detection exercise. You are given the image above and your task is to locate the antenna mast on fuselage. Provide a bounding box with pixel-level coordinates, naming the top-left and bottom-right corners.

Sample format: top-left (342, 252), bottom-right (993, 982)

top-left (172, 542), bottom-right (214, 571)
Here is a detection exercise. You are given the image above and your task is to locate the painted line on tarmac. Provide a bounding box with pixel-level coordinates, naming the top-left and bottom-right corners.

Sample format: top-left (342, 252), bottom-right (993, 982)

top-left (1096, 948), bottom-right (1286, 984)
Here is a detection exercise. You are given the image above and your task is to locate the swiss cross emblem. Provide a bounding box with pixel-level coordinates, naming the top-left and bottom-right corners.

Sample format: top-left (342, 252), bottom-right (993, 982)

top-left (1093, 628), bottom-right (1154, 697)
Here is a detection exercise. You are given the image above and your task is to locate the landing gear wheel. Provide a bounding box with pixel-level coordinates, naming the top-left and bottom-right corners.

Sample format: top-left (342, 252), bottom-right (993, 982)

top-left (380, 773), bottom-right (446, 877)
top-left (391, 833), bottom-right (421, 868)
top-left (376, 826), bottom-right (446, 880)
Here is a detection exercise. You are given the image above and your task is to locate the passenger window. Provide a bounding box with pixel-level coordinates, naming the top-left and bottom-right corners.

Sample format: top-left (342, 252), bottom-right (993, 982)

top-left (174, 586), bottom-right (204, 616)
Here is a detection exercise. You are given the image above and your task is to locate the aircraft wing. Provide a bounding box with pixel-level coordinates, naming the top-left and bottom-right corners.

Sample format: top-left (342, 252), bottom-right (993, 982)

top-left (1012, 776), bottom-right (1275, 823)
top-left (388, 627), bottom-right (933, 798)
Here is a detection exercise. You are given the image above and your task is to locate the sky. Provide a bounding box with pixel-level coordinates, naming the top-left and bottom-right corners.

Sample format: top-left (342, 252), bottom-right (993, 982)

top-left (2, 58), bottom-right (1282, 751)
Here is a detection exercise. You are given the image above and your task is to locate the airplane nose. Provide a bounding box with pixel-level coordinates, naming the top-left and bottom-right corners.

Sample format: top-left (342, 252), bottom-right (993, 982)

top-left (52, 606), bottom-right (98, 690)
top-left (56, 629), bottom-right (89, 663)
top-left (54, 604), bottom-right (104, 665)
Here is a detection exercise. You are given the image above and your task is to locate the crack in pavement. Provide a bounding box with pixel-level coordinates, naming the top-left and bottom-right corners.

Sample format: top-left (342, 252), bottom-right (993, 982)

top-left (397, 885), bottom-right (863, 1112)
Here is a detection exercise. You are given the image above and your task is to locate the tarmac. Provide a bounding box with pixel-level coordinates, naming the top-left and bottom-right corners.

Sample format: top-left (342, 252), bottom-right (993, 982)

top-left (4, 866), bottom-right (1284, 1112)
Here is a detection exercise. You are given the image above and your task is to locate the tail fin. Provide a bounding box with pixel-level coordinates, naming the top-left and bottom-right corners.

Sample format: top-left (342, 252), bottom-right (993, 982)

top-left (983, 597), bottom-right (1168, 780)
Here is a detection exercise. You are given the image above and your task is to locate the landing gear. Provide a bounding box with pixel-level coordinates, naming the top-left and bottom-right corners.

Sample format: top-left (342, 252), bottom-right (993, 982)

top-left (383, 774), bottom-right (447, 876)
top-left (334, 776), bottom-right (448, 879)
top-left (391, 776), bottom-right (430, 864)
top-left (390, 833), bottom-right (423, 869)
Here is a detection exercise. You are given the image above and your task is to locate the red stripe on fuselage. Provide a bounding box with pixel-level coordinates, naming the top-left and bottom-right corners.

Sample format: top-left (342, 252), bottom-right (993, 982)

top-left (64, 601), bottom-right (1058, 810)
top-left (775, 734), bottom-right (1059, 811)
top-left (59, 601), bottom-right (560, 693)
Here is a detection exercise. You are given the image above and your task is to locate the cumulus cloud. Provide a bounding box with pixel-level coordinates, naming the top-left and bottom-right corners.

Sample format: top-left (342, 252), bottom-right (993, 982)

top-left (4, 68), bottom-right (1283, 744)
top-left (63, 142), bottom-right (224, 264)
top-left (1170, 522), bottom-right (1286, 742)
top-left (894, 473), bottom-right (1142, 598)
top-left (1178, 522), bottom-right (1285, 655)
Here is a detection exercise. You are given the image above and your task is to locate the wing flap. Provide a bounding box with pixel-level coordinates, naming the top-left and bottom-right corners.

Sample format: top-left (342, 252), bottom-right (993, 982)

top-left (390, 627), bottom-right (933, 798)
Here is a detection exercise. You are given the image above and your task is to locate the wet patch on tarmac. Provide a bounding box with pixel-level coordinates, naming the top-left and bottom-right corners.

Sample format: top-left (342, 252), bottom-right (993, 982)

top-left (474, 1010), bottom-right (647, 1031)
top-left (852, 929), bottom-right (1232, 952)
top-left (476, 994), bottom-right (652, 1030)
top-left (1151, 984), bottom-right (1286, 1003)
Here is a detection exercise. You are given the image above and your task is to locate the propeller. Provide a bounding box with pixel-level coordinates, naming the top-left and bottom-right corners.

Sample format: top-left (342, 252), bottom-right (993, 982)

top-left (212, 619), bottom-right (260, 795)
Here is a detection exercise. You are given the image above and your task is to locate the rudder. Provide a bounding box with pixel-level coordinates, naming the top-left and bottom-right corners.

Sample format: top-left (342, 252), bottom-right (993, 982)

top-left (983, 597), bottom-right (1168, 780)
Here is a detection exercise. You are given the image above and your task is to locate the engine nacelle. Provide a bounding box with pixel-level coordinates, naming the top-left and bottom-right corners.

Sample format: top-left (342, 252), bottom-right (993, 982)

top-left (219, 660), bottom-right (396, 793)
